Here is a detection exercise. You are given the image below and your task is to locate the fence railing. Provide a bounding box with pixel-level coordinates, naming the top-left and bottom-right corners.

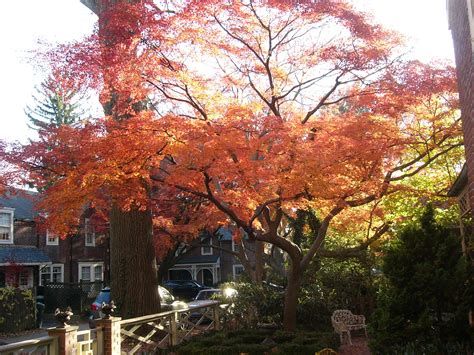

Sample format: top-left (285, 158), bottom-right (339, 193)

top-left (77, 327), bottom-right (104, 355)
top-left (120, 302), bottom-right (226, 353)
top-left (0, 302), bottom-right (231, 355)
top-left (0, 335), bottom-right (58, 355)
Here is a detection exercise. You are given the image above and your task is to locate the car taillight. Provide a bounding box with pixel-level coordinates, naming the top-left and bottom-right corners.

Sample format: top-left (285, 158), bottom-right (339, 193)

top-left (91, 303), bottom-right (99, 311)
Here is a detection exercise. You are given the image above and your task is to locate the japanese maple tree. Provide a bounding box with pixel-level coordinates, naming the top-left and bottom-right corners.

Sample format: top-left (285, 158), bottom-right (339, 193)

top-left (11, 0), bottom-right (462, 329)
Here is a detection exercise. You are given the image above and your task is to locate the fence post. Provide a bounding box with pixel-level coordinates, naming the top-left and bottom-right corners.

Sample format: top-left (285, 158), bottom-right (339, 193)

top-left (213, 305), bottom-right (221, 331)
top-left (48, 325), bottom-right (78, 355)
top-left (170, 312), bottom-right (179, 346)
top-left (96, 317), bottom-right (122, 355)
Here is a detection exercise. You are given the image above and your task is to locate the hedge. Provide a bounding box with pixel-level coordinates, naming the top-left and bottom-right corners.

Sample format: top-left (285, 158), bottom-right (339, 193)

top-left (0, 287), bottom-right (36, 333)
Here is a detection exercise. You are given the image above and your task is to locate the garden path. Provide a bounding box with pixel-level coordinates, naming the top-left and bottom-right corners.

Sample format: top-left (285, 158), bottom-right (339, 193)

top-left (338, 337), bottom-right (371, 355)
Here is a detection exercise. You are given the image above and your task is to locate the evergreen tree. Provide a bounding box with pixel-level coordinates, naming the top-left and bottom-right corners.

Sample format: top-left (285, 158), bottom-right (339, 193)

top-left (25, 74), bottom-right (84, 130)
top-left (369, 205), bottom-right (473, 353)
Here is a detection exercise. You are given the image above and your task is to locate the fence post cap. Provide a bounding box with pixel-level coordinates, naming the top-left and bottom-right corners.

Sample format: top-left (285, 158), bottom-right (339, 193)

top-left (95, 316), bottom-right (122, 325)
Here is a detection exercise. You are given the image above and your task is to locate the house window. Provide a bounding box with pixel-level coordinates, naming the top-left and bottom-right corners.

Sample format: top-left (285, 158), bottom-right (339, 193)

top-left (81, 266), bottom-right (91, 281)
top-left (85, 218), bottom-right (96, 247)
top-left (0, 208), bottom-right (14, 244)
top-left (46, 231), bottom-right (59, 246)
top-left (233, 264), bottom-right (245, 279)
top-left (40, 264), bottom-right (64, 285)
top-left (78, 262), bottom-right (103, 282)
top-left (201, 236), bottom-right (212, 255)
top-left (232, 239), bottom-right (241, 252)
top-left (19, 271), bottom-right (29, 287)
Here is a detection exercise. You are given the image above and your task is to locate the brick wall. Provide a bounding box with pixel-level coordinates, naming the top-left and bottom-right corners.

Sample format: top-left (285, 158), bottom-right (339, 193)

top-left (449, 0), bottom-right (474, 223)
top-left (38, 233), bottom-right (109, 283)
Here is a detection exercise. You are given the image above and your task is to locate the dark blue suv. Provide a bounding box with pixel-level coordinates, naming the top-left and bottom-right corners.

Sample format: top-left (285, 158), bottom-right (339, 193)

top-left (163, 280), bottom-right (211, 301)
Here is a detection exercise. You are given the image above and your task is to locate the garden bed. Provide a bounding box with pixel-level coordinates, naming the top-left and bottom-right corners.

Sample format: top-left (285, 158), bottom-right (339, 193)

top-left (171, 329), bottom-right (339, 355)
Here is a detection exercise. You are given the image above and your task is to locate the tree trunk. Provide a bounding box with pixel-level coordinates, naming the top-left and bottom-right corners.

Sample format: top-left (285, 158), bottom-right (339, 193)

top-left (282, 259), bottom-right (302, 332)
top-left (110, 205), bottom-right (160, 318)
top-left (254, 240), bottom-right (264, 283)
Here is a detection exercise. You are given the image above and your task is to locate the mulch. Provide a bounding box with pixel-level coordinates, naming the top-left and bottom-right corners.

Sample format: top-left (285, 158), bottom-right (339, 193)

top-left (338, 337), bottom-right (371, 355)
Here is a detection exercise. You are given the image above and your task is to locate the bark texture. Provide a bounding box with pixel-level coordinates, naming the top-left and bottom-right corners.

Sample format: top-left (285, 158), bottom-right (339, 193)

top-left (110, 205), bottom-right (160, 318)
top-left (282, 258), bottom-right (302, 331)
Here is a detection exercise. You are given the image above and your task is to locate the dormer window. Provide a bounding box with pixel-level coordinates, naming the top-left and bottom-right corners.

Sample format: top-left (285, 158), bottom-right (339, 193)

top-left (85, 218), bottom-right (96, 247)
top-left (46, 230), bottom-right (59, 246)
top-left (0, 208), bottom-right (14, 244)
top-left (201, 235), bottom-right (212, 255)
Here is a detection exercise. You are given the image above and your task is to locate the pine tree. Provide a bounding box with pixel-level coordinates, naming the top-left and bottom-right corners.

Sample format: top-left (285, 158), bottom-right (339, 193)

top-left (25, 74), bottom-right (84, 130)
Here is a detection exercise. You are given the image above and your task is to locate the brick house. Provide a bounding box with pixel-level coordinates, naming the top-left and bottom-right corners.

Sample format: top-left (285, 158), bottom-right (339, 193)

top-left (447, 0), bottom-right (474, 261)
top-left (0, 190), bottom-right (50, 289)
top-left (448, 0), bottom-right (474, 226)
top-left (448, 0), bottom-right (474, 327)
top-left (1, 189), bottom-right (252, 290)
top-left (166, 228), bottom-right (254, 286)
top-left (0, 190), bottom-right (109, 288)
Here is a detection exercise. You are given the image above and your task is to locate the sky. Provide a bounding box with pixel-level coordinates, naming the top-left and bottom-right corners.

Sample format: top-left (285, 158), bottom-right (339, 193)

top-left (0, 0), bottom-right (455, 143)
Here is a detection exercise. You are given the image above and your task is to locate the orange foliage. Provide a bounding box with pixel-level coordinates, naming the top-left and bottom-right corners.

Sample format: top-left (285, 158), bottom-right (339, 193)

top-left (10, 0), bottom-right (461, 253)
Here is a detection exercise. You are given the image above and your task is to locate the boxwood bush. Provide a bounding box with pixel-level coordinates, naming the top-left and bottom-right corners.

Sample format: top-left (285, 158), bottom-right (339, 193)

top-left (172, 329), bottom-right (339, 355)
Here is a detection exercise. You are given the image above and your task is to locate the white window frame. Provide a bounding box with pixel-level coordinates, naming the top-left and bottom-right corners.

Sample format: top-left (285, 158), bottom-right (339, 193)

top-left (19, 270), bottom-right (30, 288)
top-left (0, 208), bottom-right (14, 244)
top-left (46, 230), bottom-right (59, 246)
top-left (233, 264), bottom-right (245, 279)
top-left (85, 218), bottom-right (96, 247)
top-left (40, 264), bottom-right (64, 285)
top-left (201, 236), bottom-right (212, 256)
top-left (78, 262), bottom-right (104, 282)
top-left (232, 239), bottom-right (242, 252)
top-left (175, 242), bottom-right (186, 257)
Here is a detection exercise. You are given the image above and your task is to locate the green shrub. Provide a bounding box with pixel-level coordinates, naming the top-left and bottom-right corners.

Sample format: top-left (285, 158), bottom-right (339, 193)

top-left (369, 206), bottom-right (473, 353)
top-left (0, 287), bottom-right (36, 333)
top-left (173, 329), bottom-right (339, 355)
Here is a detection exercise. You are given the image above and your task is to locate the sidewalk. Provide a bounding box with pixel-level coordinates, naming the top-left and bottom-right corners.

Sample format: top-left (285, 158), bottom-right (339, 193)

top-left (0, 315), bottom-right (91, 345)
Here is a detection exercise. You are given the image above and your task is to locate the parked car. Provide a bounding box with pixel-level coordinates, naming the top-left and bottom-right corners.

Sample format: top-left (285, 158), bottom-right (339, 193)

top-left (186, 287), bottom-right (238, 323)
top-left (186, 288), bottom-right (222, 309)
top-left (163, 280), bottom-right (211, 300)
top-left (91, 286), bottom-right (185, 318)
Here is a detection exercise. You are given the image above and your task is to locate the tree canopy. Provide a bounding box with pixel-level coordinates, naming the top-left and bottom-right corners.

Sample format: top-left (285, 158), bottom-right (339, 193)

top-left (8, 0), bottom-right (463, 329)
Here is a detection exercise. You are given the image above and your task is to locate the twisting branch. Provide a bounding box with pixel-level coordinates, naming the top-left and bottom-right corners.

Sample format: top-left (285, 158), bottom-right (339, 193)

top-left (301, 205), bottom-right (344, 269)
top-left (317, 223), bottom-right (390, 258)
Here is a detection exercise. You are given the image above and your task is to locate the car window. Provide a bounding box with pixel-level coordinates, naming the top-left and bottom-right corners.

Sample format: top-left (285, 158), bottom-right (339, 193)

top-left (183, 281), bottom-right (198, 287)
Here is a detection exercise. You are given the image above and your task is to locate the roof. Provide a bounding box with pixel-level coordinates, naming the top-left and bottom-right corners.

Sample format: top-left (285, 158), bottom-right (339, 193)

top-left (0, 245), bottom-right (51, 266)
top-left (216, 227), bottom-right (248, 241)
top-left (0, 190), bottom-right (39, 220)
top-left (216, 227), bottom-right (232, 241)
top-left (174, 255), bottom-right (220, 265)
top-left (447, 164), bottom-right (468, 197)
